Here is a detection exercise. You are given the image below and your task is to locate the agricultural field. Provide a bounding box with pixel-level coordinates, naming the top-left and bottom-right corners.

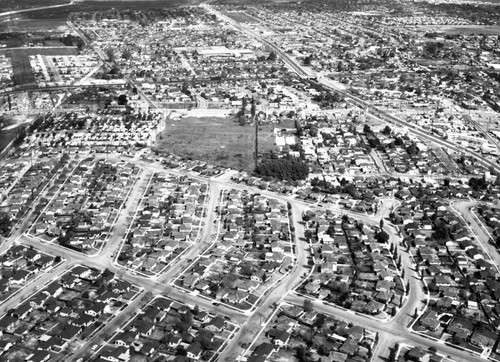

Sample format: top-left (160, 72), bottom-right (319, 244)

top-left (0, 126), bottom-right (20, 152)
top-left (1, 48), bottom-right (78, 86)
top-left (156, 116), bottom-right (279, 172)
top-left (4, 49), bottom-right (35, 85)
top-left (0, 0), bottom-right (69, 13)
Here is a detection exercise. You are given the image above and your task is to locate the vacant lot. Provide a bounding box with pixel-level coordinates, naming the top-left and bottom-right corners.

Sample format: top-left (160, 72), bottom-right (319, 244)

top-left (223, 11), bottom-right (258, 23)
top-left (156, 116), bottom-right (283, 172)
top-left (157, 116), bottom-right (256, 171)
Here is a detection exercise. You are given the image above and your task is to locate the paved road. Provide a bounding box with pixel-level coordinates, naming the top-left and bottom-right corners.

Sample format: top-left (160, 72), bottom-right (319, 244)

top-left (285, 293), bottom-right (483, 362)
top-left (0, 7), bottom-right (497, 360)
top-left (204, 2), bottom-right (500, 176)
top-left (0, 152), bottom-right (491, 362)
top-left (452, 200), bottom-right (500, 271)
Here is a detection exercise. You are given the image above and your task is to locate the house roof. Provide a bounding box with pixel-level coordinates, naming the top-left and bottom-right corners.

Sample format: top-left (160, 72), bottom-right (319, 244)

top-left (187, 342), bottom-right (202, 356)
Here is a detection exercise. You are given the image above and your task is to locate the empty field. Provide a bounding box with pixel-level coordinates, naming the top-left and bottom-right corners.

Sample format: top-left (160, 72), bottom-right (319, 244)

top-left (223, 11), bottom-right (259, 23)
top-left (156, 116), bottom-right (280, 172)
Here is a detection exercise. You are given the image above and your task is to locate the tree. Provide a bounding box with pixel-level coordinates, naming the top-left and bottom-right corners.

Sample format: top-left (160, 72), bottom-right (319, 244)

top-left (313, 313), bottom-right (326, 329)
top-left (0, 212), bottom-right (11, 236)
top-left (295, 346), bottom-right (310, 362)
top-left (255, 156), bottom-right (309, 181)
top-left (121, 48), bottom-right (132, 60)
top-left (303, 299), bottom-right (313, 313)
top-left (105, 47), bottom-right (115, 62)
top-left (433, 222), bottom-right (448, 241)
top-left (117, 94), bottom-right (128, 106)
top-left (13, 126), bottom-right (26, 146)
top-left (376, 229), bottom-right (390, 243)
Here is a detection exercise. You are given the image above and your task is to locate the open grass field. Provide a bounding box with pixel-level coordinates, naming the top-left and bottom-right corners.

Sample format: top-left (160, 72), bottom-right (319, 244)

top-left (156, 116), bottom-right (282, 172)
top-left (222, 11), bottom-right (258, 23)
top-left (157, 116), bottom-right (257, 171)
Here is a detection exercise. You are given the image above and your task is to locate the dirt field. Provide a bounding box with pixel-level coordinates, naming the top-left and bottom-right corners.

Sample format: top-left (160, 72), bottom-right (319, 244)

top-left (222, 11), bottom-right (258, 23)
top-left (156, 116), bottom-right (284, 172)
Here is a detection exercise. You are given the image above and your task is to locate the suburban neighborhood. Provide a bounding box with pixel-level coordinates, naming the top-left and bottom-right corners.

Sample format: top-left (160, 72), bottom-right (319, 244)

top-left (0, 0), bottom-right (499, 361)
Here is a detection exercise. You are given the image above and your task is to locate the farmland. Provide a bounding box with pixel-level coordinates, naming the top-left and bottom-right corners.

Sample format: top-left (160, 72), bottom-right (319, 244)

top-left (0, 126), bottom-right (18, 152)
top-left (0, 0), bottom-right (69, 13)
top-left (4, 49), bottom-right (35, 85)
top-left (1, 47), bottom-right (78, 86)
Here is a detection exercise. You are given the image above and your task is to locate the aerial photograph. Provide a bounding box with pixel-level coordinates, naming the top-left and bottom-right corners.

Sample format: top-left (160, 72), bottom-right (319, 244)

top-left (0, 0), bottom-right (500, 361)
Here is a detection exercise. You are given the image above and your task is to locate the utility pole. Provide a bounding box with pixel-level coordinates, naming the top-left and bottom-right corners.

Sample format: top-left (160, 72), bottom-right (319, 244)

top-left (255, 101), bottom-right (259, 170)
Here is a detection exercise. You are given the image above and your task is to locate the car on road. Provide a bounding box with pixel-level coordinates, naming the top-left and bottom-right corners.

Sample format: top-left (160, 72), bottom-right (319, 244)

top-left (91, 344), bottom-right (99, 351)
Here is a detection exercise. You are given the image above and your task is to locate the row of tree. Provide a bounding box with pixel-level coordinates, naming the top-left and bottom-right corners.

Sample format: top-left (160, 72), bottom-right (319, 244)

top-left (255, 156), bottom-right (309, 181)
